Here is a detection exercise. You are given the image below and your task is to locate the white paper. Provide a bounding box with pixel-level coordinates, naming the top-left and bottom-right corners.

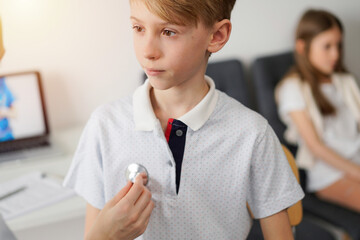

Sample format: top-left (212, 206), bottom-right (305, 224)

top-left (0, 172), bottom-right (75, 220)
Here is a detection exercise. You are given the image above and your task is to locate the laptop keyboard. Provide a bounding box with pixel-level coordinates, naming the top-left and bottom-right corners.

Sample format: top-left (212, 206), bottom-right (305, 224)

top-left (0, 140), bottom-right (49, 153)
top-left (0, 142), bottom-right (61, 164)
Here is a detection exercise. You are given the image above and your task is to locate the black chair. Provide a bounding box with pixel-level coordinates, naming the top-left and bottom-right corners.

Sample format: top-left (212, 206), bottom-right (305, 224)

top-left (252, 51), bottom-right (360, 240)
top-left (205, 59), bottom-right (335, 240)
top-left (206, 59), bottom-right (253, 109)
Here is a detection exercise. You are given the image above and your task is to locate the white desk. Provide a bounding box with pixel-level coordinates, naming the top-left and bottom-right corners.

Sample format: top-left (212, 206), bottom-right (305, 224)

top-left (0, 125), bottom-right (87, 240)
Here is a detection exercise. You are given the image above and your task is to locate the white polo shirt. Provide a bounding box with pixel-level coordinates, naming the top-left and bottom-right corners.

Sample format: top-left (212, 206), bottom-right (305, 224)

top-left (64, 76), bottom-right (304, 239)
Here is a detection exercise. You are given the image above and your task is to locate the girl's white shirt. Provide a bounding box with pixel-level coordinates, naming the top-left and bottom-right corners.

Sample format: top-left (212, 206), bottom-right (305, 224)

top-left (276, 73), bottom-right (360, 191)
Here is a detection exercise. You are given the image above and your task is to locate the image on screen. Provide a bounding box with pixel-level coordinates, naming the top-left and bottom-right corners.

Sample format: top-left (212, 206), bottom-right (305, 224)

top-left (0, 73), bottom-right (46, 142)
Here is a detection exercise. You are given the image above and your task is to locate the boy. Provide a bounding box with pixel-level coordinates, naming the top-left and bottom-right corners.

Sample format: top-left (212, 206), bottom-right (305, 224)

top-left (63, 0), bottom-right (304, 239)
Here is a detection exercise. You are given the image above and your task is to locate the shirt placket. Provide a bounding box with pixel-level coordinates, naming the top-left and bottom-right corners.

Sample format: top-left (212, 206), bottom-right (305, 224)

top-left (154, 121), bottom-right (178, 197)
top-left (154, 119), bottom-right (187, 197)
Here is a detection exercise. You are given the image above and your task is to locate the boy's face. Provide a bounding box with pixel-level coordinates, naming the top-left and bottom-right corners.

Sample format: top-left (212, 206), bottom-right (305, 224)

top-left (130, 1), bottom-right (213, 90)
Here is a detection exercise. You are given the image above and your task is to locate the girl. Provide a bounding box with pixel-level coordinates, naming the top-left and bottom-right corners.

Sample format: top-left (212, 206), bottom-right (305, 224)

top-left (276, 9), bottom-right (360, 213)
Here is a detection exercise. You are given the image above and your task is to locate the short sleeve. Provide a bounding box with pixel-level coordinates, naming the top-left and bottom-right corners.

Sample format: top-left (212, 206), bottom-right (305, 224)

top-left (277, 79), bottom-right (306, 122)
top-left (247, 124), bottom-right (304, 219)
top-left (63, 113), bottom-right (105, 210)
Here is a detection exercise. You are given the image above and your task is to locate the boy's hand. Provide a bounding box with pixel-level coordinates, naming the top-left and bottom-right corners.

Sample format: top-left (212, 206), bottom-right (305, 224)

top-left (86, 174), bottom-right (154, 240)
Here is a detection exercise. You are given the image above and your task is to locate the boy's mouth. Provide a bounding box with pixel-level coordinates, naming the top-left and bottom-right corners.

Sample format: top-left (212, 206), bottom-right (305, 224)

top-left (145, 68), bottom-right (165, 77)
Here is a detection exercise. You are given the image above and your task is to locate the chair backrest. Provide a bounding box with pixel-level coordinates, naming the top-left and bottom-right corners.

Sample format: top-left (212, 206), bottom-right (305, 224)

top-left (251, 52), bottom-right (297, 154)
top-left (206, 59), bottom-right (254, 110)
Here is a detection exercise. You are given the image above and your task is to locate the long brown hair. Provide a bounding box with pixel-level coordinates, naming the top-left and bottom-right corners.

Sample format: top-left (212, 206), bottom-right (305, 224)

top-left (287, 9), bottom-right (347, 115)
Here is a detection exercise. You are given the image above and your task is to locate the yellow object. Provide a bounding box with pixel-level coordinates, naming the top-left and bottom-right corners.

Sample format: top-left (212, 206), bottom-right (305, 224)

top-left (282, 145), bottom-right (303, 226)
top-left (247, 145), bottom-right (303, 226)
top-left (343, 233), bottom-right (352, 240)
top-left (0, 17), bottom-right (5, 60)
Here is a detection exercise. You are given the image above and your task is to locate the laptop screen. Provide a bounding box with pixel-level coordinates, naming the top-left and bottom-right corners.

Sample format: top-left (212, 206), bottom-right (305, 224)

top-left (0, 71), bottom-right (49, 151)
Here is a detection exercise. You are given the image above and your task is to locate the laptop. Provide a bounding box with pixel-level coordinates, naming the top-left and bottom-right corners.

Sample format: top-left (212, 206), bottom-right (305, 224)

top-left (0, 71), bottom-right (61, 164)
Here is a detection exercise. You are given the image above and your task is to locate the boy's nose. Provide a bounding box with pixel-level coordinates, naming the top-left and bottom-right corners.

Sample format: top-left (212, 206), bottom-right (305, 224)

top-left (143, 36), bottom-right (161, 60)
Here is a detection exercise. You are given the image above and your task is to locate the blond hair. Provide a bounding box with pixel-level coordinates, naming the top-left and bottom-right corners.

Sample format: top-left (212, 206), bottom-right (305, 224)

top-left (130, 0), bottom-right (236, 27)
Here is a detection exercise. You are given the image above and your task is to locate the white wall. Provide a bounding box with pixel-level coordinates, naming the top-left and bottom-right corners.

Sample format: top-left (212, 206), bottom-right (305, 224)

top-left (1, 0), bottom-right (359, 129)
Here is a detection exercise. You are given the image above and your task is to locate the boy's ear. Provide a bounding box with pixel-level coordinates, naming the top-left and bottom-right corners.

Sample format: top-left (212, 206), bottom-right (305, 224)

top-left (295, 39), bottom-right (305, 55)
top-left (207, 19), bottom-right (232, 54)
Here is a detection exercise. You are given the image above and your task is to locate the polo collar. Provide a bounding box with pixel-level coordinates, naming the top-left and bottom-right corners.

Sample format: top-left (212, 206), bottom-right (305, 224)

top-left (133, 76), bottom-right (218, 132)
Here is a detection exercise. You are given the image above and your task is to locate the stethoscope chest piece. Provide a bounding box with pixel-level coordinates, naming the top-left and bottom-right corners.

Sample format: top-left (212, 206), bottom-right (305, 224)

top-left (125, 163), bottom-right (149, 186)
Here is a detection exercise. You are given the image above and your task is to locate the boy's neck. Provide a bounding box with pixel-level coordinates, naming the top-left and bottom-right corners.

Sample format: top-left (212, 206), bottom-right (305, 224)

top-left (150, 77), bottom-right (209, 129)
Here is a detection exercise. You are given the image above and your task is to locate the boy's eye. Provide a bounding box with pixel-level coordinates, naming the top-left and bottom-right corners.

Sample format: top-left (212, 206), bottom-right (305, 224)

top-left (133, 26), bottom-right (144, 32)
top-left (162, 30), bottom-right (176, 37)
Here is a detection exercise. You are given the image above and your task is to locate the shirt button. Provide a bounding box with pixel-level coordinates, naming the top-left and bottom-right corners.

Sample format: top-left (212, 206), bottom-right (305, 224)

top-left (176, 129), bottom-right (183, 137)
top-left (168, 161), bottom-right (173, 167)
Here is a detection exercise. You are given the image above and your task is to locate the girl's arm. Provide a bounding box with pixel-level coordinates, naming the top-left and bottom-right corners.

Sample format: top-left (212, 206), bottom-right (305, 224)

top-left (289, 110), bottom-right (360, 182)
top-left (260, 209), bottom-right (294, 240)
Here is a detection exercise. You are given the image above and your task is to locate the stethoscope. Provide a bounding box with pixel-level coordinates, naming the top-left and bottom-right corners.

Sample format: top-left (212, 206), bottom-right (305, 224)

top-left (125, 163), bottom-right (149, 186)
